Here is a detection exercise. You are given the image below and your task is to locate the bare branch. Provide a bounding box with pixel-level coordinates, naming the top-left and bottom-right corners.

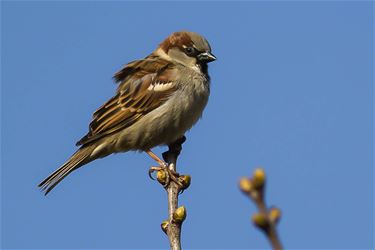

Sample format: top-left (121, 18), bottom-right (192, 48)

top-left (239, 168), bottom-right (283, 250)
top-left (154, 136), bottom-right (190, 250)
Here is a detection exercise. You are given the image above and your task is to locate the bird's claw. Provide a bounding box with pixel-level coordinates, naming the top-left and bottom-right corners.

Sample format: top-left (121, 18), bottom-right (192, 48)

top-left (148, 164), bottom-right (184, 188)
top-left (148, 168), bottom-right (156, 180)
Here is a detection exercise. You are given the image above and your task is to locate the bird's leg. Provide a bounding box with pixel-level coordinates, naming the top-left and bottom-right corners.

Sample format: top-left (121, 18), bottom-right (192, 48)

top-left (147, 149), bottom-right (167, 166)
top-left (147, 149), bottom-right (182, 187)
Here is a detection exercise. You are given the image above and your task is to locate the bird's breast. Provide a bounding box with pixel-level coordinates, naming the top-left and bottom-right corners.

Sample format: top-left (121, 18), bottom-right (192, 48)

top-left (154, 74), bottom-right (209, 143)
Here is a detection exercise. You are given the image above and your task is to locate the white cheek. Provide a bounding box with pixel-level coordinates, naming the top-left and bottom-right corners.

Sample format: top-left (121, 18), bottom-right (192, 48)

top-left (190, 64), bottom-right (202, 73)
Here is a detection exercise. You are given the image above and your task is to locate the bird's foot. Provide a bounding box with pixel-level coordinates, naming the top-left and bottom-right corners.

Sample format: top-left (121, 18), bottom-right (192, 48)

top-left (148, 163), bottom-right (183, 188)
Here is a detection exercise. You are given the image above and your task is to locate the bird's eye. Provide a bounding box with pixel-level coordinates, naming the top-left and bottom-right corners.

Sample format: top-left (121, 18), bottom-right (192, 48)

top-left (184, 47), bottom-right (196, 56)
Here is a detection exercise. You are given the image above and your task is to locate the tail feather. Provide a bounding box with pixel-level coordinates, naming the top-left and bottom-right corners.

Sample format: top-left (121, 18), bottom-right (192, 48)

top-left (38, 146), bottom-right (94, 195)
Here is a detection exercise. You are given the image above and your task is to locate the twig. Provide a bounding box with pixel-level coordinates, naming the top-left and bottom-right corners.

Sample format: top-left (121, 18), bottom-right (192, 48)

top-left (156, 136), bottom-right (190, 250)
top-left (239, 168), bottom-right (283, 250)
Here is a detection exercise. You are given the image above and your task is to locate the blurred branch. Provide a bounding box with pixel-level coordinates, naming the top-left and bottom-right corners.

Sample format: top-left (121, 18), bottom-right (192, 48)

top-left (239, 168), bottom-right (283, 250)
top-left (154, 136), bottom-right (190, 250)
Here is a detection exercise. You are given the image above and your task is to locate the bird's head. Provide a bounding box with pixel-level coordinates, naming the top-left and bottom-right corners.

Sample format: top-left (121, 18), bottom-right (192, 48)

top-left (156, 31), bottom-right (216, 68)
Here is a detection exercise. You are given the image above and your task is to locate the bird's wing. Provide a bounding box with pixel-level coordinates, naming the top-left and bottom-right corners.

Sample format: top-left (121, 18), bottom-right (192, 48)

top-left (76, 58), bottom-right (178, 146)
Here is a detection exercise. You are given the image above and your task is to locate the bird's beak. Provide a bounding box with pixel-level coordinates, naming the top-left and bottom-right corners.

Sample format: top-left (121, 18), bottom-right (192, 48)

top-left (197, 52), bottom-right (217, 63)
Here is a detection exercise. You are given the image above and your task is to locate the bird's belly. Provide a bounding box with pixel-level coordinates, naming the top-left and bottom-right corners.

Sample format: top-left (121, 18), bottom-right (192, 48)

top-left (115, 88), bottom-right (209, 151)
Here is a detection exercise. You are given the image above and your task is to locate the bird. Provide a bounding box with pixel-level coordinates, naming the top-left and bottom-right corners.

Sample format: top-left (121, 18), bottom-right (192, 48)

top-left (38, 31), bottom-right (216, 195)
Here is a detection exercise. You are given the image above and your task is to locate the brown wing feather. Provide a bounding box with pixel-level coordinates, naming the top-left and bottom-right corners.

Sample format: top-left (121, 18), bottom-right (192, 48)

top-left (76, 58), bottom-right (177, 146)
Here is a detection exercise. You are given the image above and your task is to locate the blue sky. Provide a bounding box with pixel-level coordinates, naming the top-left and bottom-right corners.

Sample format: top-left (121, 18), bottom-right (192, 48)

top-left (1, 1), bottom-right (373, 249)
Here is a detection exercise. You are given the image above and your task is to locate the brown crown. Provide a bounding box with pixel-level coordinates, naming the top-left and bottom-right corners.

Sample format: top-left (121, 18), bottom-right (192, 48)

top-left (159, 31), bottom-right (193, 53)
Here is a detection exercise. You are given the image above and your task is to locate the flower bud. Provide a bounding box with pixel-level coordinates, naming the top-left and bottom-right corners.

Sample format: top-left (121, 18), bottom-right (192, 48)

top-left (269, 207), bottom-right (281, 224)
top-left (157, 170), bottom-right (168, 185)
top-left (252, 212), bottom-right (269, 230)
top-left (161, 220), bottom-right (169, 234)
top-left (239, 177), bottom-right (253, 194)
top-left (179, 175), bottom-right (191, 190)
top-left (253, 168), bottom-right (266, 189)
top-left (173, 206), bottom-right (187, 223)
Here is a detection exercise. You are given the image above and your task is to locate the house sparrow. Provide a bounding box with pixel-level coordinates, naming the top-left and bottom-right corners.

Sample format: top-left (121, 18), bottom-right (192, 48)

top-left (39, 31), bottom-right (216, 195)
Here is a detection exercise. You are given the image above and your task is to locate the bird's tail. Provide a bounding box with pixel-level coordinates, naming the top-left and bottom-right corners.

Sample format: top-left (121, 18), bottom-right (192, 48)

top-left (38, 145), bottom-right (96, 195)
